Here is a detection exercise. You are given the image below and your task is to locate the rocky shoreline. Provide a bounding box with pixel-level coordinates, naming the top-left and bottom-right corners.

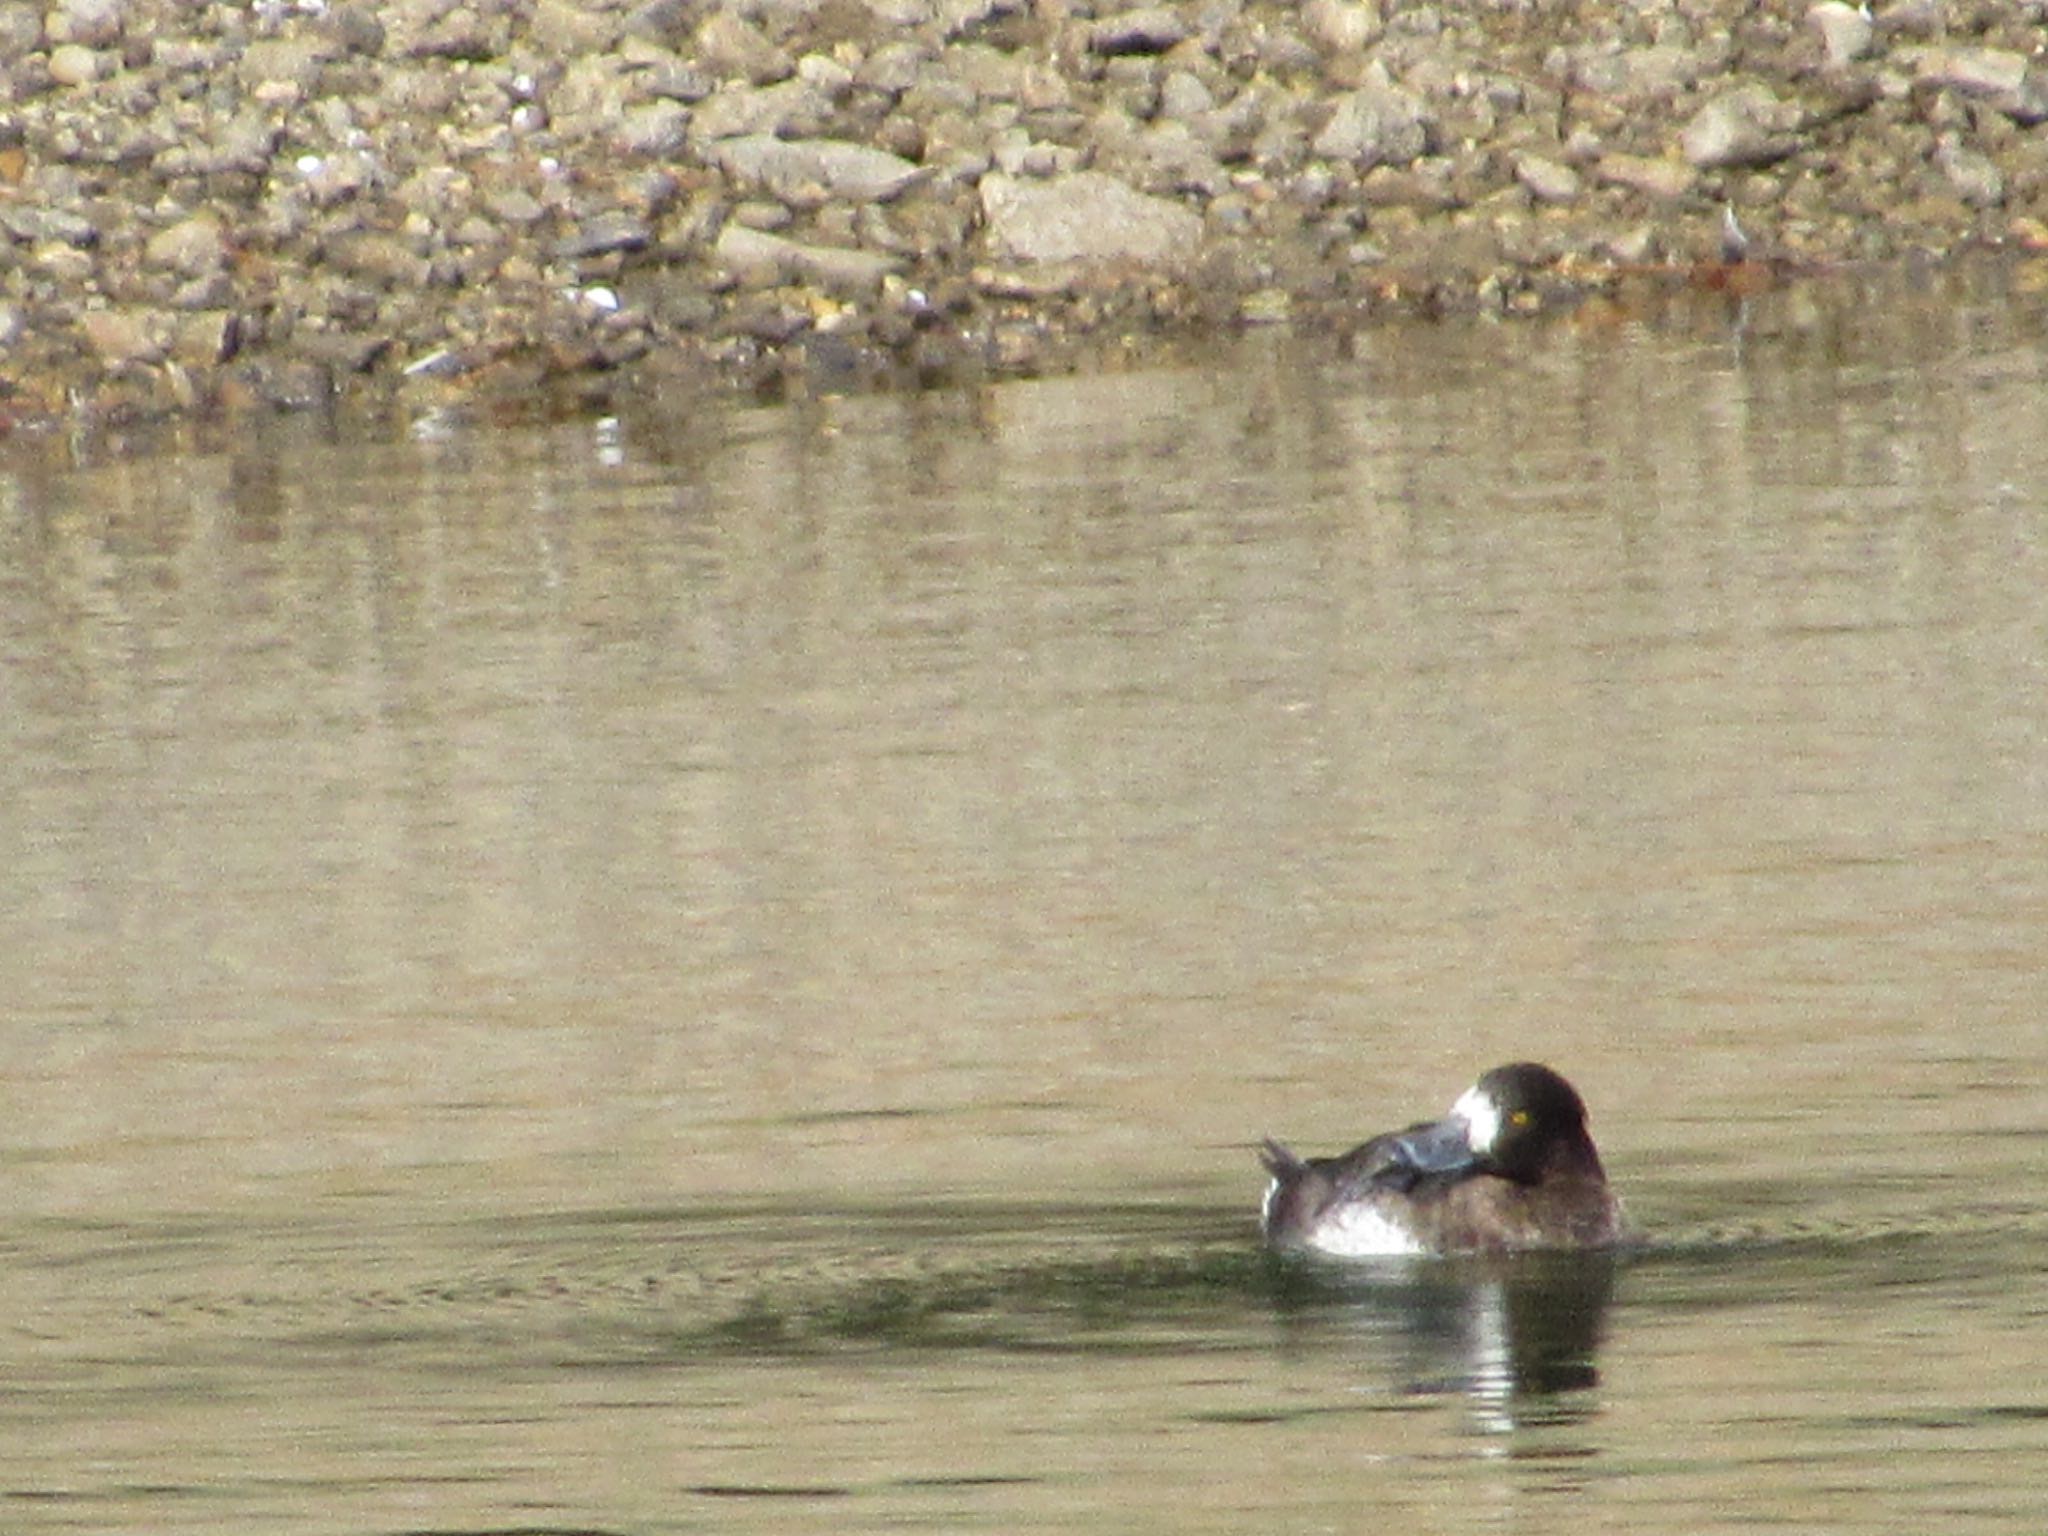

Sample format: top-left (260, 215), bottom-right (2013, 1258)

top-left (3, 0), bottom-right (2046, 425)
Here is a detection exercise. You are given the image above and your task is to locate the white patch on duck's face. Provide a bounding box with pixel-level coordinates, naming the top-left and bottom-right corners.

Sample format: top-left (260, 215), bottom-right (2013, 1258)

top-left (1304, 1202), bottom-right (1428, 1258)
top-left (1452, 1084), bottom-right (1502, 1156)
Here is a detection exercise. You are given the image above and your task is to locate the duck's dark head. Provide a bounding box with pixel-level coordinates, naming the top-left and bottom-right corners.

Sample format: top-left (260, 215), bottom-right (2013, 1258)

top-left (1390, 1062), bottom-right (1601, 1186)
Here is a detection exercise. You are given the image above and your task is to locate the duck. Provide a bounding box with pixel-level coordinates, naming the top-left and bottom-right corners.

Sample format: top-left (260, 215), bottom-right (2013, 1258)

top-left (1259, 1062), bottom-right (1623, 1257)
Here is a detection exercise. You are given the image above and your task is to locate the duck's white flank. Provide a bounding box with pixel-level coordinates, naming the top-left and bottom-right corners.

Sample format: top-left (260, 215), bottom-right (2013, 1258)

top-left (1265, 1180), bottom-right (1429, 1258)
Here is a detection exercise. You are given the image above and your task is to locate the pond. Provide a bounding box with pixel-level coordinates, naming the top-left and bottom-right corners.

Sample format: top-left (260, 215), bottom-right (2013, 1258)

top-left (3, 264), bottom-right (2046, 1533)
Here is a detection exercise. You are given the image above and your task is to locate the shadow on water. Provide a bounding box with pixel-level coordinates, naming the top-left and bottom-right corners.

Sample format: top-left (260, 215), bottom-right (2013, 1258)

top-left (693, 1207), bottom-right (1267, 1357)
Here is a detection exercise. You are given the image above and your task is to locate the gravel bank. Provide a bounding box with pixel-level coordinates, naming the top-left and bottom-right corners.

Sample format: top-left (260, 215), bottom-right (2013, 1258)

top-left (4, 0), bottom-right (2046, 423)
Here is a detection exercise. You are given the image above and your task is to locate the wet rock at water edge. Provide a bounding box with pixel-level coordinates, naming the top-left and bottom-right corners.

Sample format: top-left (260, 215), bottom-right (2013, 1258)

top-left (228, 357), bottom-right (336, 411)
top-left (978, 171), bottom-right (1202, 270)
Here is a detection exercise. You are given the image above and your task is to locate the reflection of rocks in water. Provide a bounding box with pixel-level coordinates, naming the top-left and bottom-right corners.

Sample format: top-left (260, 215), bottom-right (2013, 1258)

top-left (1260, 1251), bottom-right (1618, 1431)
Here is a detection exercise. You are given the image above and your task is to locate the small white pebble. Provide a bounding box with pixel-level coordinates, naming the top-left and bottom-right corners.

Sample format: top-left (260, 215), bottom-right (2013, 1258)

top-left (402, 347), bottom-right (455, 377)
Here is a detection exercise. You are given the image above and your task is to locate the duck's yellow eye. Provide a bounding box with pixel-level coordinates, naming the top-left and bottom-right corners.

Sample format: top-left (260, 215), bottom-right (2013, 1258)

top-left (1510, 1110), bottom-right (1531, 1127)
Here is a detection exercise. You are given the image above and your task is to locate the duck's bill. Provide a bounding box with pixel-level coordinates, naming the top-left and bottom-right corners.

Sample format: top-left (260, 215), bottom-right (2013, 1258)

top-left (1389, 1114), bottom-right (1482, 1176)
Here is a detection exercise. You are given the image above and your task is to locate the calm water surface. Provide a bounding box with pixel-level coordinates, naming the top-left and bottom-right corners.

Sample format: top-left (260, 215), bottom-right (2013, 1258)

top-left (4, 270), bottom-right (2047, 1532)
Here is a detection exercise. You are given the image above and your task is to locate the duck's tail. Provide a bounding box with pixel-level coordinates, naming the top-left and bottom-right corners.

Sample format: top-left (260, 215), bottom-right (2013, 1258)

top-left (1256, 1138), bottom-right (1329, 1248)
top-left (1258, 1137), bottom-right (1306, 1177)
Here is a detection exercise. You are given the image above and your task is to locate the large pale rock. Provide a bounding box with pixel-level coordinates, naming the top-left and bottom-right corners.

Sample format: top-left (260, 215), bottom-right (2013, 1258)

top-left (979, 171), bottom-right (1201, 268)
top-left (1808, 2), bottom-right (1872, 67)
top-left (1915, 47), bottom-right (2048, 125)
top-left (1314, 76), bottom-right (1432, 168)
top-left (1680, 86), bottom-right (1799, 169)
top-left (711, 136), bottom-right (926, 202)
top-left (1514, 154), bottom-right (1581, 204)
top-left (1594, 154), bottom-right (1697, 200)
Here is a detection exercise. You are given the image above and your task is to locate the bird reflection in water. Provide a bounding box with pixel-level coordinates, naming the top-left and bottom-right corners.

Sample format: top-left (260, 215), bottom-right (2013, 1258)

top-left (1260, 1249), bottom-right (1619, 1432)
